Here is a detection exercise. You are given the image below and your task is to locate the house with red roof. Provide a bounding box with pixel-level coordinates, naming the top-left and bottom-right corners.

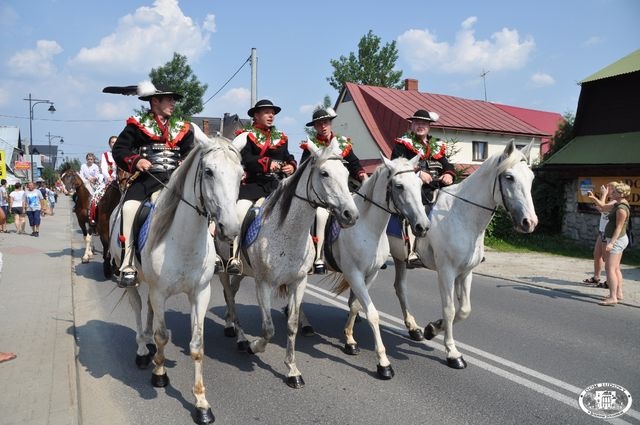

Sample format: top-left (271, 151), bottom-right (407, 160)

top-left (332, 79), bottom-right (563, 175)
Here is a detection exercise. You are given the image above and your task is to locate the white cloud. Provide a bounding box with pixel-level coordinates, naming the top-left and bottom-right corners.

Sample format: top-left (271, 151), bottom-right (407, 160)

top-left (97, 100), bottom-right (136, 120)
top-left (219, 87), bottom-right (251, 110)
top-left (70, 0), bottom-right (215, 74)
top-left (530, 72), bottom-right (555, 86)
top-left (583, 36), bottom-right (603, 47)
top-left (8, 40), bottom-right (63, 77)
top-left (398, 17), bottom-right (535, 75)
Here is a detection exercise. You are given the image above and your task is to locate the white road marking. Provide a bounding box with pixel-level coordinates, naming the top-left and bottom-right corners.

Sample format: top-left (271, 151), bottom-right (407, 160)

top-left (305, 283), bottom-right (639, 424)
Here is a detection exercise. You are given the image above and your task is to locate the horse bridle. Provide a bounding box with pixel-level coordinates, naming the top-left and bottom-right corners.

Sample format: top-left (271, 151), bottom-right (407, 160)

top-left (293, 156), bottom-right (345, 213)
top-left (353, 168), bottom-right (415, 218)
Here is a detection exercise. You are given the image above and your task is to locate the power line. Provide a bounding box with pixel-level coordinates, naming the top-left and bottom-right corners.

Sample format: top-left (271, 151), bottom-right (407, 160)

top-left (202, 56), bottom-right (251, 106)
top-left (0, 114), bottom-right (121, 122)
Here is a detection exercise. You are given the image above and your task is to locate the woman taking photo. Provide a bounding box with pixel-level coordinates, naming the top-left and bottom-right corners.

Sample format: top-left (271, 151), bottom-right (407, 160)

top-left (589, 181), bottom-right (631, 306)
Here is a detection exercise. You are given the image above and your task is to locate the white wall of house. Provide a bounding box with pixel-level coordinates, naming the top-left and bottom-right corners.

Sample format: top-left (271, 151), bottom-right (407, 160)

top-left (333, 101), bottom-right (543, 164)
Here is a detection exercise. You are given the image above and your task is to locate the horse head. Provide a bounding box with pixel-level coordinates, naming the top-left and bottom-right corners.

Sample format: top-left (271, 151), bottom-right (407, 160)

top-left (193, 124), bottom-right (243, 241)
top-left (60, 170), bottom-right (81, 195)
top-left (495, 140), bottom-right (538, 233)
top-left (307, 141), bottom-right (359, 228)
top-left (381, 155), bottom-right (430, 237)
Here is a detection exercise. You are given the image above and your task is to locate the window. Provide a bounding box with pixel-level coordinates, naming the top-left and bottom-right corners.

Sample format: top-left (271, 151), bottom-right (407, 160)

top-left (472, 141), bottom-right (488, 161)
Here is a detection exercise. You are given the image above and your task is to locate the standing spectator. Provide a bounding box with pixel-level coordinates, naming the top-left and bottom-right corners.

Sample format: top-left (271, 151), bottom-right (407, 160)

top-left (100, 136), bottom-right (118, 185)
top-left (9, 182), bottom-right (26, 234)
top-left (24, 181), bottom-right (43, 237)
top-left (589, 181), bottom-right (631, 306)
top-left (46, 185), bottom-right (57, 216)
top-left (0, 179), bottom-right (9, 233)
top-left (583, 184), bottom-right (616, 286)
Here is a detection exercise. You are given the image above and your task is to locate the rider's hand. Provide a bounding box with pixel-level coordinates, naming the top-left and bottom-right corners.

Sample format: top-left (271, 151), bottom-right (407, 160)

top-left (281, 164), bottom-right (294, 176)
top-left (419, 170), bottom-right (432, 184)
top-left (440, 174), bottom-right (453, 186)
top-left (136, 158), bottom-right (152, 172)
top-left (270, 160), bottom-right (282, 172)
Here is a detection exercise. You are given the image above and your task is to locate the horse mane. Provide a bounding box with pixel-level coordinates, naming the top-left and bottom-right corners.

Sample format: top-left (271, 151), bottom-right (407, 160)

top-left (261, 155), bottom-right (314, 225)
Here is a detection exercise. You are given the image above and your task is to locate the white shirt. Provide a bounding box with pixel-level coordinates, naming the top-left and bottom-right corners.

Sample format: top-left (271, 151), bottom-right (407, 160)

top-left (80, 163), bottom-right (104, 184)
top-left (100, 151), bottom-right (117, 182)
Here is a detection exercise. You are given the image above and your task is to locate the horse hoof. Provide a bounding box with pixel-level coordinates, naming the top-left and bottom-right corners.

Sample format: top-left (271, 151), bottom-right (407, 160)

top-left (424, 323), bottom-right (437, 340)
top-left (237, 341), bottom-right (249, 352)
top-left (82, 258), bottom-right (89, 264)
top-left (193, 407), bottom-right (215, 425)
top-left (408, 328), bottom-right (425, 341)
top-left (135, 354), bottom-right (153, 369)
top-left (301, 325), bottom-right (315, 337)
top-left (223, 327), bottom-right (236, 338)
top-left (377, 364), bottom-right (395, 380)
top-left (286, 375), bottom-right (305, 389)
top-left (344, 343), bottom-right (360, 355)
top-left (151, 373), bottom-right (169, 387)
top-left (447, 356), bottom-right (467, 369)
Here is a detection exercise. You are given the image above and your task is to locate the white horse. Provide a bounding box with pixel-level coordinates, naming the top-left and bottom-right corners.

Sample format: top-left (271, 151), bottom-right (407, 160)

top-left (323, 155), bottom-right (429, 379)
top-left (109, 126), bottom-right (243, 425)
top-left (389, 140), bottom-right (538, 369)
top-left (217, 143), bottom-right (359, 389)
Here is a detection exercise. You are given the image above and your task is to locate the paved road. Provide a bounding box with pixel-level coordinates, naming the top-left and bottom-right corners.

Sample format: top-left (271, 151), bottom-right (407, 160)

top-left (1, 196), bottom-right (639, 424)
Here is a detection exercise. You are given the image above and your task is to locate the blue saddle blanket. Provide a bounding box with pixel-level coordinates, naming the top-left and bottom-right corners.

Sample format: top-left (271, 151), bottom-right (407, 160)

top-left (243, 206), bottom-right (263, 248)
top-left (386, 214), bottom-right (403, 238)
top-left (136, 201), bottom-right (155, 252)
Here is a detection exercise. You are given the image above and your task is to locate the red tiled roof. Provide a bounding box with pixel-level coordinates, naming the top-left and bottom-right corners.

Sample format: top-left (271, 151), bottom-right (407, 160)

top-left (343, 82), bottom-right (563, 156)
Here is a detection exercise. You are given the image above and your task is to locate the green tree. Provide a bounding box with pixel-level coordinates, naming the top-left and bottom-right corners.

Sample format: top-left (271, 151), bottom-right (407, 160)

top-left (58, 159), bottom-right (81, 174)
top-left (327, 30), bottom-right (403, 93)
top-left (137, 53), bottom-right (208, 120)
top-left (542, 112), bottom-right (574, 161)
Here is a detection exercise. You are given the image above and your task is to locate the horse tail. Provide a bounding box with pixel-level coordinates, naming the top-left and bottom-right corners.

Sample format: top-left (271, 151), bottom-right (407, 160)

top-left (331, 276), bottom-right (351, 295)
top-left (276, 284), bottom-right (289, 299)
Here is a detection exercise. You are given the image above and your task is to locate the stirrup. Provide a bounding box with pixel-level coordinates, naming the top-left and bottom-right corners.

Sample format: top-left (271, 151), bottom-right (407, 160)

top-left (226, 258), bottom-right (243, 276)
top-left (406, 252), bottom-right (423, 269)
top-left (118, 271), bottom-right (139, 288)
top-left (313, 260), bottom-right (326, 275)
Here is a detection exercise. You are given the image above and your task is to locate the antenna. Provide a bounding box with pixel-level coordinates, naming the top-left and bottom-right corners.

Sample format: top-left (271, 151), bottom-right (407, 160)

top-left (480, 69), bottom-right (490, 102)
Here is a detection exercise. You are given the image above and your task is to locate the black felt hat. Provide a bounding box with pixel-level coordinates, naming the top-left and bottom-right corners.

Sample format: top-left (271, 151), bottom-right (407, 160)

top-left (248, 99), bottom-right (281, 117)
top-left (305, 108), bottom-right (337, 126)
top-left (407, 109), bottom-right (439, 122)
top-left (137, 81), bottom-right (183, 101)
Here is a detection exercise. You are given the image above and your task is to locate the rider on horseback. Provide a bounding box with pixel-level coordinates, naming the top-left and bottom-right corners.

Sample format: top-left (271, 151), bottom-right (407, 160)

top-left (391, 109), bottom-right (456, 267)
top-left (300, 107), bottom-right (367, 274)
top-left (226, 99), bottom-right (297, 275)
top-left (112, 81), bottom-right (195, 288)
top-left (79, 153), bottom-right (105, 225)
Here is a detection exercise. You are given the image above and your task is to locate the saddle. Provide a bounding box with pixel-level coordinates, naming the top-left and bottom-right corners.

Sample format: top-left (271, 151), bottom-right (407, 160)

top-left (116, 197), bottom-right (154, 263)
top-left (238, 204), bottom-right (262, 269)
top-left (322, 215), bottom-right (342, 273)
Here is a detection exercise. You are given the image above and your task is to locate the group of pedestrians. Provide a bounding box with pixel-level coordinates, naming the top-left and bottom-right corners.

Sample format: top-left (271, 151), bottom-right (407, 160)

top-left (0, 179), bottom-right (60, 237)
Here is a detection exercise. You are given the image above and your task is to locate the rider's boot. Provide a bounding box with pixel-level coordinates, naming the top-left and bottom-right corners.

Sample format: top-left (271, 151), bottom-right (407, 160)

top-left (118, 200), bottom-right (140, 288)
top-left (226, 240), bottom-right (242, 275)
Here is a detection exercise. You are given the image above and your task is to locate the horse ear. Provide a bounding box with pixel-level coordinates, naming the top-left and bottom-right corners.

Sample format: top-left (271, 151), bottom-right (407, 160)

top-left (231, 131), bottom-right (248, 151)
top-left (191, 123), bottom-right (210, 149)
top-left (520, 138), bottom-right (534, 164)
top-left (307, 137), bottom-right (320, 155)
top-left (502, 139), bottom-right (516, 161)
top-left (409, 154), bottom-right (420, 168)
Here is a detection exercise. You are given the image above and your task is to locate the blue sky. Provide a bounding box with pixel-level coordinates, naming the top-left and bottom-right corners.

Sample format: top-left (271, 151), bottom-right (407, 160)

top-left (0, 0), bottom-right (638, 162)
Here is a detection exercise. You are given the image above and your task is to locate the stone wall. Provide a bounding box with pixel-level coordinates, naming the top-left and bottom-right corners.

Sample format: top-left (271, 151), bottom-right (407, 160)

top-left (561, 179), bottom-right (639, 249)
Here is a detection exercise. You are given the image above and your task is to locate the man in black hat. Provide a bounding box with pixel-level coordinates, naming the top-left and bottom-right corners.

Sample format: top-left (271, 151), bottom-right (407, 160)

top-left (226, 99), bottom-right (296, 275)
top-left (112, 81), bottom-right (195, 288)
top-left (300, 107), bottom-right (367, 273)
top-left (391, 109), bottom-right (455, 266)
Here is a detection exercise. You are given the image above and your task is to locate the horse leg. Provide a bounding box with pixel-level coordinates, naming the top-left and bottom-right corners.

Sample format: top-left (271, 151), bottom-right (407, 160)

top-left (247, 280), bottom-right (275, 355)
top-left (149, 291), bottom-right (171, 388)
top-left (283, 278), bottom-right (306, 388)
top-left (453, 272), bottom-right (472, 325)
top-left (126, 287), bottom-right (155, 369)
top-left (219, 273), bottom-right (249, 351)
top-left (430, 269), bottom-right (466, 369)
top-left (343, 291), bottom-right (362, 355)
top-left (347, 273), bottom-right (394, 380)
top-left (82, 232), bottom-right (93, 263)
top-left (392, 256), bottom-right (424, 341)
top-left (189, 284), bottom-right (215, 424)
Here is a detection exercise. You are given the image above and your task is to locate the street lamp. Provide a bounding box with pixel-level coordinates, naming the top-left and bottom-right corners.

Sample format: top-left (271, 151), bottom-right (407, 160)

top-left (45, 132), bottom-right (64, 169)
top-left (24, 93), bottom-right (56, 181)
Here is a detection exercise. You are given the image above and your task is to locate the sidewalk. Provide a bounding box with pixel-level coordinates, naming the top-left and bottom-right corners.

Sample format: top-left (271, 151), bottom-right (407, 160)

top-left (0, 197), bottom-right (638, 424)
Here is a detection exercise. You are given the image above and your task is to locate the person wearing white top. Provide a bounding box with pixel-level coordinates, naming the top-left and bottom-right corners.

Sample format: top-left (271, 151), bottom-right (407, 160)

top-left (78, 153), bottom-right (105, 224)
top-left (100, 136), bottom-right (118, 184)
top-left (8, 182), bottom-right (26, 234)
top-left (0, 179), bottom-right (9, 233)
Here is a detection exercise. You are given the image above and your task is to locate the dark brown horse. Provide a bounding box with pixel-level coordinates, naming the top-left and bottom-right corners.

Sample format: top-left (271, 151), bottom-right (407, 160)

top-left (60, 168), bottom-right (96, 263)
top-left (96, 169), bottom-right (129, 278)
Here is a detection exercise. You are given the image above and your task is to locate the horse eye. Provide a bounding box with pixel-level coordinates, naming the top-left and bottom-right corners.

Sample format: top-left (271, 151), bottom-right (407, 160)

top-left (504, 174), bottom-right (514, 181)
top-left (204, 168), bottom-right (214, 177)
top-left (320, 171), bottom-right (329, 178)
top-left (395, 184), bottom-right (404, 191)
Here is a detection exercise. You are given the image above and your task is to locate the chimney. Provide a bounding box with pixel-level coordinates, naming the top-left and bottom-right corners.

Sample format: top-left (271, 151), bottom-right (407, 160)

top-left (404, 78), bottom-right (419, 91)
top-left (202, 119), bottom-right (210, 136)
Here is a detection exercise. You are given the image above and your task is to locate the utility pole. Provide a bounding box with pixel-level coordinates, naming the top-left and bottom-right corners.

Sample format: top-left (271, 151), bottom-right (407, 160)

top-left (250, 48), bottom-right (257, 107)
top-left (480, 69), bottom-right (490, 102)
